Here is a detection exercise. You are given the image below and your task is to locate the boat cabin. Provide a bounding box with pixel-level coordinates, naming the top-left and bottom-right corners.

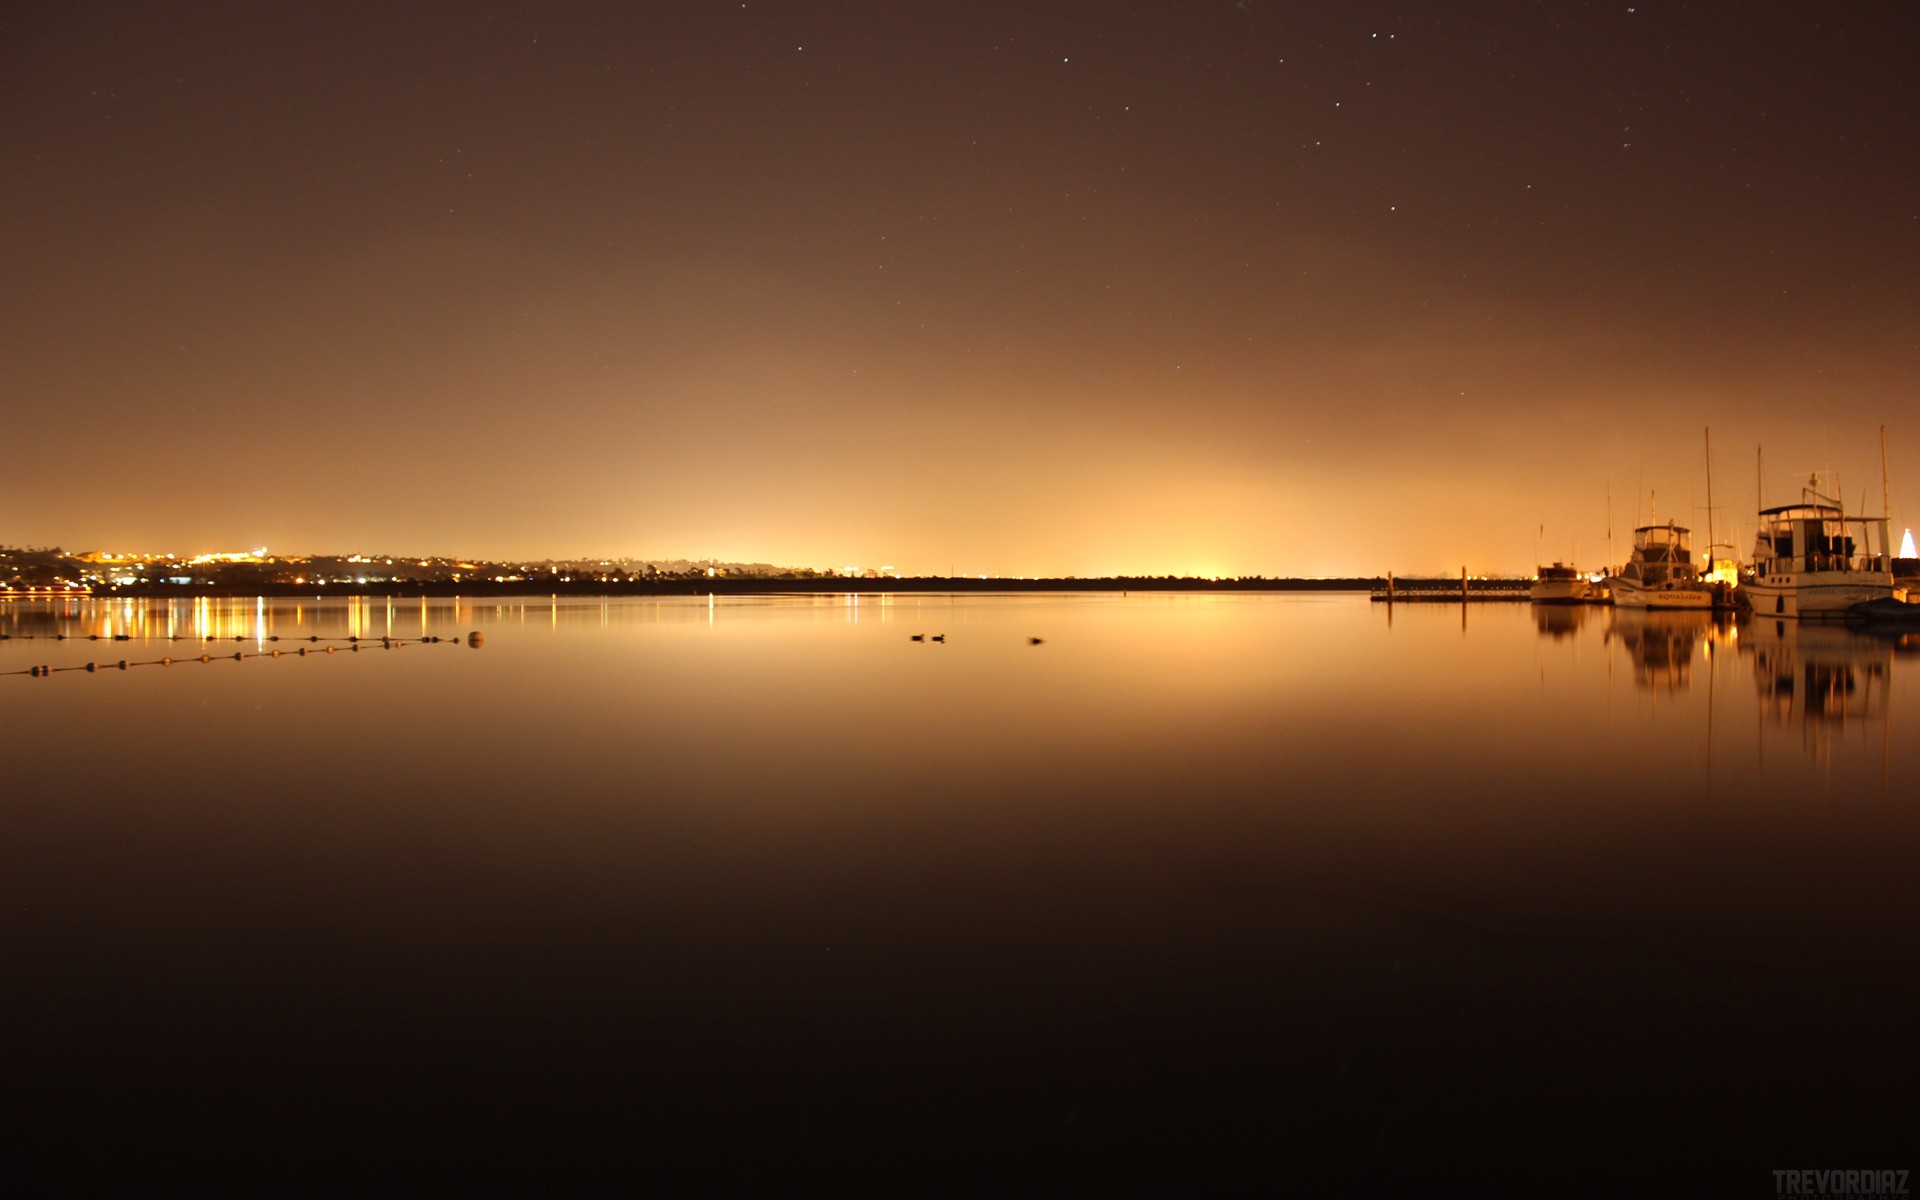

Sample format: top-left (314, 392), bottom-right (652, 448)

top-left (1620, 523), bottom-right (1697, 586)
top-left (1750, 503), bottom-right (1892, 578)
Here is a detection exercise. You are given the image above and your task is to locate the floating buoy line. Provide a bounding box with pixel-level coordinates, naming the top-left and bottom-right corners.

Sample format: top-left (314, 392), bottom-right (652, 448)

top-left (4, 632), bottom-right (484, 679)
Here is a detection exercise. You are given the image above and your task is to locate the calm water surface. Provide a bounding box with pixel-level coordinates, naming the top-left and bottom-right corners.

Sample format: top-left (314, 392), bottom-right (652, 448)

top-left (4, 593), bottom-right (1915, 1191)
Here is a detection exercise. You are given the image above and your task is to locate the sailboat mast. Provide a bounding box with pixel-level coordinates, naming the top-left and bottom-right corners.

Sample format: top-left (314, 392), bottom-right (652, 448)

top-left (1606, 479), bottom-right (1614, 575)
top-left (1704, 427), bottom-right (1716, 576)
top-left (1881, 425), bottom-right (1891, 520)
top-left (1882, 425), bottom-right (1894, 564)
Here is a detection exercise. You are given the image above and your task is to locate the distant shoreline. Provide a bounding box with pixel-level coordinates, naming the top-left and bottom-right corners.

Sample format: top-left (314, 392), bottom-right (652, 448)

top-left (16, 576), bottom-right (1487, 600)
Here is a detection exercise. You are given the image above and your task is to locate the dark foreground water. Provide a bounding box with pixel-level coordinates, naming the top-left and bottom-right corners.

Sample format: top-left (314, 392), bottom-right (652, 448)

top-left (4, 593), bottom-right (1915, 1193)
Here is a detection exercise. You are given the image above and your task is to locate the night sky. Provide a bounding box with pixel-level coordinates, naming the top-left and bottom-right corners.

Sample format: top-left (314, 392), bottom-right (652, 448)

top-left (5, 2), bottom-right (1915, 576)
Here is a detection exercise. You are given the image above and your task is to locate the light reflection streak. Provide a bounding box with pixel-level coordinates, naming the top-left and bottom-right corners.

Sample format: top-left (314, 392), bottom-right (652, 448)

top-left (2, 595), bottom-right (481, 647)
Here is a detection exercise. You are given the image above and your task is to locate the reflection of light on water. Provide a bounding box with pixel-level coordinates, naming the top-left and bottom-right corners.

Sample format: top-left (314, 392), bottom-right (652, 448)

top-left (183, 595), bottom-right (268, 641)
top-left (4, 594), bottom-right (482, 650)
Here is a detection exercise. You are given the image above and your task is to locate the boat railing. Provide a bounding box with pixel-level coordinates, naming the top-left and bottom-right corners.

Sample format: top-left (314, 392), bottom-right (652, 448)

top-left (1755, 553), bottom-right (1891, 577)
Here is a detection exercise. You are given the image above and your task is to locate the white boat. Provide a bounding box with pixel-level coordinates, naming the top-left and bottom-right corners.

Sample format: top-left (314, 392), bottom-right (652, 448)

top-left (1605, 522), bottom-right (1718, 610)
top-left (1743, 489), bottom-right (1894, 619)
top-left (1530, 562), bottom-right (1591, 605)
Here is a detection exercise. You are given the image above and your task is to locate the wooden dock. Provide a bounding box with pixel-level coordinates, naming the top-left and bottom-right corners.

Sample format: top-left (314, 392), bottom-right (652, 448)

top-left (1369, 570), bottom-right (1531, 603)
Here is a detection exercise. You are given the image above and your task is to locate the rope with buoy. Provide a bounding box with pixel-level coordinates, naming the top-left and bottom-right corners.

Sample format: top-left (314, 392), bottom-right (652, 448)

top-left (4, 633), bottom-right (483, 679)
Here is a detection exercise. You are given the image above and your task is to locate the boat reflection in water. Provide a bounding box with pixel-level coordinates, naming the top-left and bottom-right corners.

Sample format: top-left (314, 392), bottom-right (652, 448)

top-left (1607, 608), bottom-right (1728, 691)
top-left (1532, 601), bottom-right (1592, 640)
top-left (1741, 618), bottom-right (1904, 762)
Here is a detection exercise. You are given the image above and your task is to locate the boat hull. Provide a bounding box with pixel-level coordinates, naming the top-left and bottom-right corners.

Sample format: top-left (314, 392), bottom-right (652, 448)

top-left (1605, 578), bottom-right (1716, 611)
top-left (1742, 573), bottom-right (1894, 619)
top-left (1529, 579), bottom-right (1590, 604)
